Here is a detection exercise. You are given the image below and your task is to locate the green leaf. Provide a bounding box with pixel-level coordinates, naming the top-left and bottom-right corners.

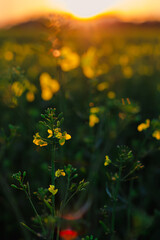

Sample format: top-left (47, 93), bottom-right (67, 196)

top-left (20, 222), bottom-right (40, 236)
top-left (11, 184), bottom-right (19, 189)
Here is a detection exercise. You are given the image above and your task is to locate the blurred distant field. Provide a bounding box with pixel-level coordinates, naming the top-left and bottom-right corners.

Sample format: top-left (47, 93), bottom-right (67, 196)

top-left (0, 16), bottom-right (160, 240)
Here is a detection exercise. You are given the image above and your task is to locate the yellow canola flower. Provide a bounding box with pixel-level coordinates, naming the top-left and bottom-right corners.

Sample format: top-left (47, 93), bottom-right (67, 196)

top-left (33, 132), bottom-right (48, 147)
top-left (97, 82), bottom-right (109, 91)
top-left (48, 185), bottom-right (58, 195)
top-left (58, 133), bottom-right (71, 146)
top-left (137, 119), bottom-right (150, 132)
top-left (47, 129), bottom-right (53, 138)
top-left (4, 51), bottom-right (13, 61)
top-left (104, 155), bottom-right (111, 166)
top-left (40, 72), bottom-right (60, 101)
top-left (65, 133), bottom-right (71, 140)
top-left (53, 128), bottom-right (71, 145)
top-left (54, 131), bottom-right (62, 139)
top-left (152, 130), bottom-right (160, 140)
top-left (81, 47), bottom-right (108, 78)
top-left (89, 114), bottom-right (99, 127)
top-left (11, 81), bottom-right (24, 97)
top-left (107, 91), bottom-right (116, 99)
top-left (55, 169), bottom-right (66, 177)
top-left (90, 107), bottom-right (100, 114)
top-left (58, 47), bottom-right (80, 72)
top-left (26, 91), bottom-right (35, 102)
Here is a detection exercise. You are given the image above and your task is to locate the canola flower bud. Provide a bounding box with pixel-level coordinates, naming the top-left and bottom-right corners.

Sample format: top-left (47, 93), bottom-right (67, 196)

top-left (48, 185), bottom-right (58, 195)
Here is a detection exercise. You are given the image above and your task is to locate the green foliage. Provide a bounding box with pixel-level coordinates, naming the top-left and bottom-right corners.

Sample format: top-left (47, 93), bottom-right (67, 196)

top-left (81, 235), bottom-right (98, 240)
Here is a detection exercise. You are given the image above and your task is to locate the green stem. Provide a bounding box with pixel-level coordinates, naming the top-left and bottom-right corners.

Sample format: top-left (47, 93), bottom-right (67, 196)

top-left (127, 179), bottom-right (133, 234)
top-left (51, 144), bottom-right (56, 214)
top-left (56, 175), bottom-right (70, 240)
top-left (51, 144), bottom-right (56, 240)
top-left (111, 166), bottom-right (122, 240)
top-left (63, 190), bottom-right (78, 209)
top-left (62, 175), bottom-right (70, 211)
top-left (56, 225), bottom-right (60, 240)
top-left (24, 190), bottom-right (45, 234)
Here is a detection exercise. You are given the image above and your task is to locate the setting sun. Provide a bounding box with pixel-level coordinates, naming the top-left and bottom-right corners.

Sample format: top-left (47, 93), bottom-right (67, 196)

top-left (56, 0), bottom-right (119, 18)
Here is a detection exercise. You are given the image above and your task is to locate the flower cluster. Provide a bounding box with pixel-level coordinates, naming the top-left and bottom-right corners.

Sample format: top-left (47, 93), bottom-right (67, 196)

top-left (47, 127), bottom-right (71, 146)
top-left (33, 133), bottom-right (48, 147)
top-left (137, 118), bottom-right (160, 141)
top-left (55, 169), bottom-right (66, 177)
top-left (104, 155), bottom-right (111, 166)
top-left (33, 108), bottom-right (71, 147)
top-left (89, 107), bottom-right (100, 127)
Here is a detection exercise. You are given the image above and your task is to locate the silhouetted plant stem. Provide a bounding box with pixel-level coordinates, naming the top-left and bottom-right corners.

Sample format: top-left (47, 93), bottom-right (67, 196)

top-left (24, 189), bottom-right (45, 234)
top-left (127, 179), bottom-right (133, 234)
top-left (51, 144), bottom-right (56, 214)
top-left (111, 166), bottom-right (122, 240)
top-left (51, 144), bottom-right (56, 240)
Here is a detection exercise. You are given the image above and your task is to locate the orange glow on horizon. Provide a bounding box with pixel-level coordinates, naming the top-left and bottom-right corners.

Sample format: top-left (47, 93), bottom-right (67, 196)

top-left (1, 0), bottom-right (160, 27)
top-left (55, 0), bottom-right (119, 19)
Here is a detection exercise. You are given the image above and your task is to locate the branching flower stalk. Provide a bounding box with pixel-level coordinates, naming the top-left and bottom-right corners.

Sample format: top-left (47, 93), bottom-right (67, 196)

top-left (33, 108), bottom-right (71, 239)
top-left (12, 172), bottom-right (46, 236)
top-left (12, 108), bottom-right (89, 240)
top-left (104, 146), bottom-right (144, 239)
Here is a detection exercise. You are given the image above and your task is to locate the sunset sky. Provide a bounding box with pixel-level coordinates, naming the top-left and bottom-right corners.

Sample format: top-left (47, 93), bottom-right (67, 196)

top-left (0, 0), bottom-right (160, 26)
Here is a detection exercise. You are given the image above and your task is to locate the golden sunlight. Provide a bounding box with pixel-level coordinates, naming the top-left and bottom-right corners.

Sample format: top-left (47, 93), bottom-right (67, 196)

top-left (56, 0), bottom-right (119, 18)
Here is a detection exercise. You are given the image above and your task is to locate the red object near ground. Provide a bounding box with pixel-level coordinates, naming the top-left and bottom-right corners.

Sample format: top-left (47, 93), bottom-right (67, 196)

top-left (59, 228), bottom-right (78, 240)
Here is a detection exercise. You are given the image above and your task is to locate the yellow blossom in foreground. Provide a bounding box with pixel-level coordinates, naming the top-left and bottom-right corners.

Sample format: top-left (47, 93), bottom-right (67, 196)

top-left (89, 114), bottom-right (99, 127)
top-left (104, 155), bottom-right (111, 166)
top-left (59, 133), bottom-right (71, 146)
top-left (54, 131), bottom-right (62, 139)
top-left (48, 185), bottom-right (58, 195)
top-left (47, 129), bottom-right (53, 138)
top-left (152, 130), bottom-right (160, 140)
top-left (53, 128), bottom-right (71, 145)
top-left (55, 169), bottom-right (66, 177)
top-left (65, 133), bottom-right (71, 140)
top-left (137, 119), bottom-right (150, 132)
top-left (33, 132), bottom-right (48, 147)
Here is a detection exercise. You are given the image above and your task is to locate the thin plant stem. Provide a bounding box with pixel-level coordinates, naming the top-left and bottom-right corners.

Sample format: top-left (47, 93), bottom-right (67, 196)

top-left (51, 144), bottom-right (56, 240)
top-left (127, 179), bottom-right (133, 234)
top-left (111, 166), bottom-right (122, 240)
top-left (51, 144), bottom-right (56, 214)
top-left (24, 190), bottom-right (45, 234)
top-left (56, 175), bottom-right (71, 240)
